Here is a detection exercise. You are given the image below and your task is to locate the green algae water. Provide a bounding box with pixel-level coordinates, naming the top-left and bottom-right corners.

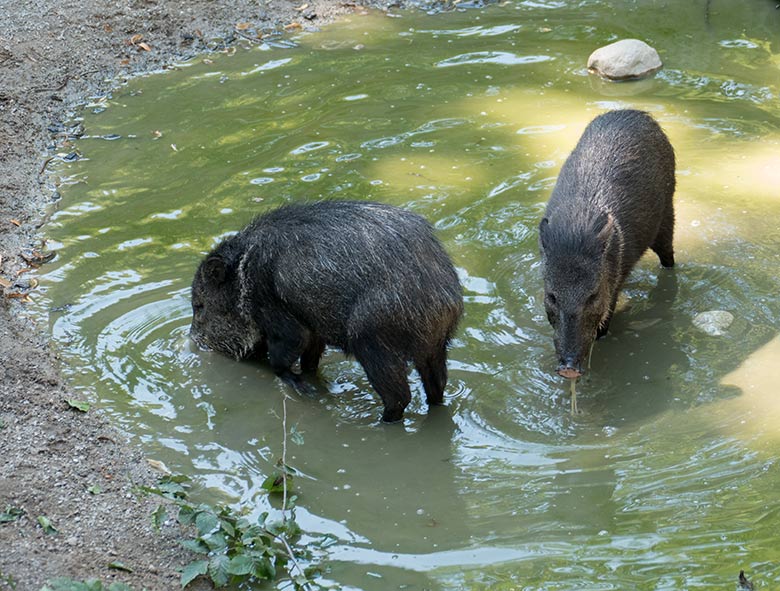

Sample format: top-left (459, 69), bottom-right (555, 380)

top-left (39, 1), bottom-right (780, 588)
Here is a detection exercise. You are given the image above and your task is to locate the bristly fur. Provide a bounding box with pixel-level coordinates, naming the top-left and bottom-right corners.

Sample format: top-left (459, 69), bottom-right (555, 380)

top-left (539, 109), bottom-right (676, 375)
top-left (190, 199), bottom-right (464, 422)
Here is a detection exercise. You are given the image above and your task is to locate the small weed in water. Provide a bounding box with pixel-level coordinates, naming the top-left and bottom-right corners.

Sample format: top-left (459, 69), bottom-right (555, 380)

top-left (144, 475), bottom-right (324, 589)
top-left (143, 396), bottom-right (332, 589)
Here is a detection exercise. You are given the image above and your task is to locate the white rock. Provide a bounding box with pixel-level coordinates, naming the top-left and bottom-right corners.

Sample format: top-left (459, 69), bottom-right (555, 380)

top-left (693, 310), bottom-right (734, 336)
top-left (587, 39), bottom-right (662, 80)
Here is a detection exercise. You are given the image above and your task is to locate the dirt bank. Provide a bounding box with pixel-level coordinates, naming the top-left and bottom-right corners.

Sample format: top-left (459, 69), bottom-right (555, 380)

top-left (0, 1), bottom-right (422, 588)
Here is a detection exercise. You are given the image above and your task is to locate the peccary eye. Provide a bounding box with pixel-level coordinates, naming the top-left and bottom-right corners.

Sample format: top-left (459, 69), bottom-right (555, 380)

top-left (585, 292), bottom-right (599, 306)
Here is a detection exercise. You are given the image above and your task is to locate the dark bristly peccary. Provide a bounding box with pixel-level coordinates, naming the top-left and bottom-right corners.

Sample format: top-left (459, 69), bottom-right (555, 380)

top-left (190, 200), bottom-right (463, 423)
top-left (539, 109), bottom-right (675, 379)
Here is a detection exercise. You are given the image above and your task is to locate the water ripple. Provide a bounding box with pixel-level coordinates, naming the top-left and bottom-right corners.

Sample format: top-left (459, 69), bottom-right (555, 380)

top-left (436, 51), bottom-right (554, 67)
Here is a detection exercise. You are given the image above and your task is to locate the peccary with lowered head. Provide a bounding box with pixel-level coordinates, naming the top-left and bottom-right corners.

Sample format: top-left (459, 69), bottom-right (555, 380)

top-left (190, 200), bottom-right (463, 423)
top-left (539, 109), bottom-right (676, 379)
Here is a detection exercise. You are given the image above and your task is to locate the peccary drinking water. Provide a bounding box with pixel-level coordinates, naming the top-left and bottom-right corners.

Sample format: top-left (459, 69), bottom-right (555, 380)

top-left (190, 200), bottom-right (463, 423)
top-left (539, 109), bottom-right (675, 379)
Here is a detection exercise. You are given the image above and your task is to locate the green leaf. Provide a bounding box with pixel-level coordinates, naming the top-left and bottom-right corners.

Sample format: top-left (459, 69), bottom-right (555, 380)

top-left (316, 533), bottom-right (339, 549)
top-left (151, 504), bottom-right (167, 531)
top-left (177, 505), bottom-right (196, 525)
top-left (65, 399), bottom-right (91, 412)
top-left (202, 531), bottom-right (227, 552)
top-left (180, 538), bottom-right (210, 555)
top-left (37, 515), bottom-right (58, 535)
top-left (274, 551), bottom-right (289, 571)
top-left (133, 484), bottom-right (160, 497)
top-left (218, 516), bottom-right (235, 538)
top-left (194, 510), bottom-right (218, 535)
top-left (251, 556), bottom-right (276, 580)
top-left (208, 554), bottom-right (230, 587)
top-left (0, 506), bottom-right (25, 523)
top-left (285, 519), bottom-right (302, 539)
top-left (157, 480), bottom-right (187, 499)
top-left (260, 472), bottom-right (291, 494)
top-left (240, 524), bottom-right (268, 544)
top-left (304, 564), bottom-right (322, 578)
top-left (107, 584), bottom-right (134, 591)
top-left (135, 474), bottom-right (190, 500)
top-left (265, 519), bottom-right (284, 536)
top-left (87, 484), bottom-right (102, 495)
top-left (180, 559), bottom-right (208, 588)
top-left (225, 554), bottom-right (253, 576)
top-left (107, 561), bottom-right (133, 573)
top-left (289, 424), bottom-right (304, 446)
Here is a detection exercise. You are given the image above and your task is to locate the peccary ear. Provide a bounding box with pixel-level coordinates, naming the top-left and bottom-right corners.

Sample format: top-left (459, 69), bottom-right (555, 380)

top-left (538, 218), bottom-right (550, 251)
top-left (202, 255), bottom-right (227, 284)
top-left (595, 212), bottom-right (615, 251)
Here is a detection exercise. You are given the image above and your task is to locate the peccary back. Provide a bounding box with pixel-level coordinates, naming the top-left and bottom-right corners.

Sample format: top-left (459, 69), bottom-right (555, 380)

top-left (539, 109), bottom-right (675, 378)
top-left (191, 200), bottom-right (463, 422)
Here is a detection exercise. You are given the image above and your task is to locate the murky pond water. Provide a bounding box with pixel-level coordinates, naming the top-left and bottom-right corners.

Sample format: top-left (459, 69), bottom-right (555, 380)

top-left (39, 0), bottom-right (780, 588)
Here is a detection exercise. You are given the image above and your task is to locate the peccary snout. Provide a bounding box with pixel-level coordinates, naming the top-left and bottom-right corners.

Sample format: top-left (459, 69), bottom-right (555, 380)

top-left (557, 351), bottom-right (583, 379)
top-left (557, 364), bottom-right (583, 380)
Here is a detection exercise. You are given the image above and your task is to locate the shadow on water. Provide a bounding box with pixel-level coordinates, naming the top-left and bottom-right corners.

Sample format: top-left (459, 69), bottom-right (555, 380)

top-left (182, 334), bottom-right (470, 513)
top-left (579, 268), bottom-right (687, 426)
top-left (188, 362), bottom-right (470, 590)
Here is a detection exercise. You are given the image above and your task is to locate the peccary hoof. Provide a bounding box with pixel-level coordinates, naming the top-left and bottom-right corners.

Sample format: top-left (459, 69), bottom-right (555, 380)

top-left (280, 372), bottom-right (317, 396)
top-left (381, 408), bottom-right (405, 424)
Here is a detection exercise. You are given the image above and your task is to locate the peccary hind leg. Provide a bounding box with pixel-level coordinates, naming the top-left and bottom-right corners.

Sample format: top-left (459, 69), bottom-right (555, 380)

top-left (416, 342), bottom-right (448, 406)
top-left (354, 339), bottom-right (412, 423)
top-left (651, 205), bottom-right (675, 268)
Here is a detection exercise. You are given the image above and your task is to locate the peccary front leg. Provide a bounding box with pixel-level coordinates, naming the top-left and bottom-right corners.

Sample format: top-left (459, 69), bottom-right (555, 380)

top-left (597, 292), bottom-right (620, 339)
top-left (416, 342), bottom-right (448, 406)
top-left (300, 336), bottom-right (325, 373)
top-left (262, 308), bottom-right (313, 394)
top-left (250, 338), bottom-right (268, 361)
top-left (354, 339), bottom-right (412, 423)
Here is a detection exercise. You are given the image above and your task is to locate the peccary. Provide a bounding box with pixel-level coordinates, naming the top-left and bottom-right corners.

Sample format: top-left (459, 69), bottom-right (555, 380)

top-left (539, 109), bottom-right (675, 379)
top-left (190, 200), bottom-right (463, 423)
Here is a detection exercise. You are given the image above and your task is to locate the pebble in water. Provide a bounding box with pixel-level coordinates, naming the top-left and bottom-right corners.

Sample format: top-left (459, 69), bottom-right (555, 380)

top-left (587, 39), bottom-right (662, 80)
top-left (693, 310), bottom-right (734, 336)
